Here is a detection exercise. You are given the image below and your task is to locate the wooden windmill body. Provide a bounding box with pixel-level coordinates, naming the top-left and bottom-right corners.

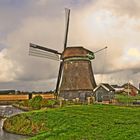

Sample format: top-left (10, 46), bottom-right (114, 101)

top-left (59, 47), bottom-right (96, 100)
top-left (29, 9), bottom-right (106, 101)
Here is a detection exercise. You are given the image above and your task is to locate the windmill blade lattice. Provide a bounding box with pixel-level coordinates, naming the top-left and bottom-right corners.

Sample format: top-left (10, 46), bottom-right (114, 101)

top-left (29, 43), bottom-right (61, 61)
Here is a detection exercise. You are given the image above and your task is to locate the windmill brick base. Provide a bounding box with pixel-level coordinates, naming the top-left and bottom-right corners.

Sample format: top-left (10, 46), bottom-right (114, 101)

top-left (59, 90), bottom-right (94, 101)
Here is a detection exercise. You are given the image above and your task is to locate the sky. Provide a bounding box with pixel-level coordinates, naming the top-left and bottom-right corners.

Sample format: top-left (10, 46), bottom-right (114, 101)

top-left (0, 0), bottom-right (140, 91)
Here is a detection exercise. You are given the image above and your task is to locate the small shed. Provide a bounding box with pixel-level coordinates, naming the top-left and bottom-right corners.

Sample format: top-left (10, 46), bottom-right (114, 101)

top-left (94, 83), bottom-right (115, 102)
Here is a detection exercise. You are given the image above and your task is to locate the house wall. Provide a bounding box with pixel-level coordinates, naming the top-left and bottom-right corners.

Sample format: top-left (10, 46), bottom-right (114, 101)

top-left (123, 85), bottom-right (138, 96)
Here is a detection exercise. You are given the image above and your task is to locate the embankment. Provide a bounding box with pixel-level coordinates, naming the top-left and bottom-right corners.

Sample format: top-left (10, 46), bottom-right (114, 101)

top-left (3, 104), bottom-right (140, 140)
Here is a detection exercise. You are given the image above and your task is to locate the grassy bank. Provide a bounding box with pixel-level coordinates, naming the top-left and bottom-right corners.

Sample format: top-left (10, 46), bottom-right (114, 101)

top-left (3, 104), bottom-right (140, 140)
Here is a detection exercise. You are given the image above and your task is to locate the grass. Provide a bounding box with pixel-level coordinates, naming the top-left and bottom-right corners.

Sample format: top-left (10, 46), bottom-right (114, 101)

top-left (3, 104), bottom-right (140, 140)
top-left (115, 94), bottom-right (140, 104)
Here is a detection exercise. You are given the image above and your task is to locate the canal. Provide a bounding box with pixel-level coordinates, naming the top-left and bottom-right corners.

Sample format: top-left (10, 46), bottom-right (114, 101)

top-left (0, 105), bottom-right (29, 140)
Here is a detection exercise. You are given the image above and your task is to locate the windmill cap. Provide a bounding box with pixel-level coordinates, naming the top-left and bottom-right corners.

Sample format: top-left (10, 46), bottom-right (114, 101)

top-left (61, 46), bottom-right (95, 60)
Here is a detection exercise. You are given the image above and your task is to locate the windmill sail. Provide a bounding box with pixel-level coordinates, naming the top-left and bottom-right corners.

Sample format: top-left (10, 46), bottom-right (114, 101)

top-left (29, 43), bottom-right (61, 61)
top-left (64, 8), bottom-right (70, 50)
top-left (55, 61), bottom-right (64, 94)
top-left (94, 46), bottom-right (107, 54)
top-left (55, 8), bottom-right (70, 95)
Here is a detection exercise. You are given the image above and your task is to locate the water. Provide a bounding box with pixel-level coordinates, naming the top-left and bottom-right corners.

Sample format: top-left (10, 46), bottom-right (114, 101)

top-left (0, 105), bottom-right (29, 140)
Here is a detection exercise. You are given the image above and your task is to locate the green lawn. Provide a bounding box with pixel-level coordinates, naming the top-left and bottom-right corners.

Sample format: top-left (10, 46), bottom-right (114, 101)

top-left (4, 104), bottom-right (140, 140)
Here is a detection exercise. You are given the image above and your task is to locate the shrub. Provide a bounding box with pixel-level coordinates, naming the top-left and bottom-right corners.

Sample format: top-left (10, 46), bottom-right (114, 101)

top-left (29, 96), bottom-right (43, 109)
top-left (18, 96), bottom-right (60, 110)
top-left (46, 100), bottom-right (57, 107)
top-left (41, 99), bottom-right (48, 107)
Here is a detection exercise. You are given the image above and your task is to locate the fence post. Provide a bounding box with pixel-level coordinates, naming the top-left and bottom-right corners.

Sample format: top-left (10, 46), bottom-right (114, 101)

top-left (87, 97), bottom-right (91, 105)
top-left (59, 97), bottom-right (64, 107)
top-left (75, 98), bottom-right (79, 104)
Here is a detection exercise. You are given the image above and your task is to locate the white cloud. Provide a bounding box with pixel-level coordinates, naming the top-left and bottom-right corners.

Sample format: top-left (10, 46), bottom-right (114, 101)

top-left (127, 48), bottom-right (140, 57)
top-left (0, 49), bottom-right (22, 82)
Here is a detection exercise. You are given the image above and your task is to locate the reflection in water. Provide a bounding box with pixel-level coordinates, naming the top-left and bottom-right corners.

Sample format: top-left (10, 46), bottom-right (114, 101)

top-left (0, 105), bottom-right (29, 140)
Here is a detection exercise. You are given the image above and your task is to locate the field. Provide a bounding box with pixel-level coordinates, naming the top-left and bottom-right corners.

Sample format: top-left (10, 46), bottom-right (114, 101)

top-left (115, 94), bottom-right (140, 104)
top-left (4, 104), bottom-right (140, 140)
top-left (0, 94), bottom-right (54, 101)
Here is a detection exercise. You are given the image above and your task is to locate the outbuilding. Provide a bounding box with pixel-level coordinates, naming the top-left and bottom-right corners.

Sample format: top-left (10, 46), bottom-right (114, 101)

top-left (94, 83), bottom-right (115, 102)
top-left (122, 83), bottom-right (139, 96)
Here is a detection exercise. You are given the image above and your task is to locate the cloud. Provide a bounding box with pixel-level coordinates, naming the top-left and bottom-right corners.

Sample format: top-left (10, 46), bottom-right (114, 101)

top-left (95, 69), bottom-right (140, 88)
top-left (0, 0), bottom-right (140, 90)
top-left (127, 48), bottom-right (140, 58)
top-left (0, 49), bottom-right (15, 82)
top-left (94, 0), bottom-right (140, 18)
top-left (1, 16), bottom-right (63, 81)
top-left (0, 79), bottom-right (56, 91)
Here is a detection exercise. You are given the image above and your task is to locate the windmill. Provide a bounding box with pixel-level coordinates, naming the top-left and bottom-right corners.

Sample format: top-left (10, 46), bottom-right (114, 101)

top-left (29, 8), bottom-right (107, 101)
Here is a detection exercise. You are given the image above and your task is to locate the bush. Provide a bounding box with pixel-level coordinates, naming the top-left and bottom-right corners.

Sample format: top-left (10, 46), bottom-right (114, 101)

top-left (41, 99), bottom-right (48, 107)
top-left (17, 96), bottom-right (59, 110)
top-left (46, 100), bottom-right (56, 107)
top-left (29, 96), bottom-right (43, 109)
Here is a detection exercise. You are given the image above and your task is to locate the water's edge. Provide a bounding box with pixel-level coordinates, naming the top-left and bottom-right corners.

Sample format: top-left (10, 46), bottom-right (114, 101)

top-left (0, 105), bottom-right (29, 140)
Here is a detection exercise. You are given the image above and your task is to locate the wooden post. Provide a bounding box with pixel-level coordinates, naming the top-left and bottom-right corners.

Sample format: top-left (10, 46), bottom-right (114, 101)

top-left (65, 99), bottom-right (68, 105)
top-left (87, 97), bottom-right (91, 105)
top-left (91, 96), bottom-right (95, 103)
top-left (127, 82), bottom-right (129, 106)
top-left (28, 93), bottom-right (32, 100)
top-left (60, 100), bottom-right (62, 107)
top-left (75, 98), bottom-right (79, 104)
top-left (59, 97), bottom-right (64, 107)
top-left (72, 99), bottom-right (76, 104)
